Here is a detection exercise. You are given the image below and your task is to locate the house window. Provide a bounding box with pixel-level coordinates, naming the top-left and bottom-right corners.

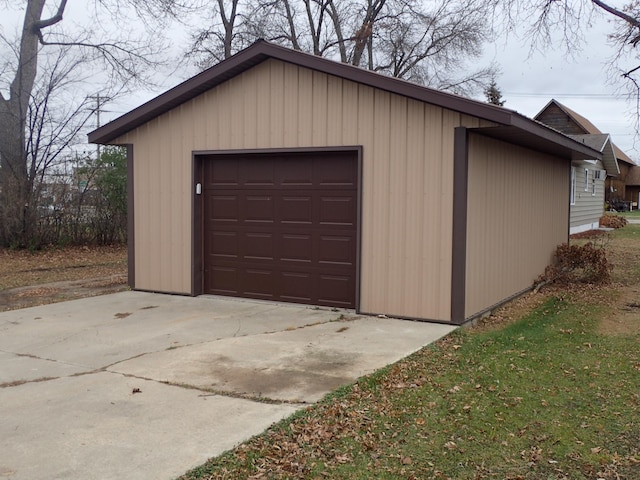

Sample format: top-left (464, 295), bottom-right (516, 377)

top-left (570, 167), bottom-right (576, 205)
top-left (592, 175), bottom-right (597, 196)
top-left (584, 168), bottom-right (589, 191)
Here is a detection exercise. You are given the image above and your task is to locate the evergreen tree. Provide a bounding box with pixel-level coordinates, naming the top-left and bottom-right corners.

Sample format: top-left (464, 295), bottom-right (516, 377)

top-left (485, 80), bottom-right (506, 106)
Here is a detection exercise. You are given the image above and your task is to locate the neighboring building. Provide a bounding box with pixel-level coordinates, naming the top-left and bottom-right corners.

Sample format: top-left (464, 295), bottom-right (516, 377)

top-left (89, 41), bottom-right (600, 324)
top-left (563, 133), bottom-right (617, 234)
top-left (535, 99), bottom-right (636, 213)
top-left (626, 166), bottom-right (640, 207)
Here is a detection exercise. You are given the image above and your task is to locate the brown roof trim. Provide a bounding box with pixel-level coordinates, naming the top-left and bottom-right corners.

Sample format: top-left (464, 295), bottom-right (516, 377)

top-left (88, 40), bottom-right (599, 160)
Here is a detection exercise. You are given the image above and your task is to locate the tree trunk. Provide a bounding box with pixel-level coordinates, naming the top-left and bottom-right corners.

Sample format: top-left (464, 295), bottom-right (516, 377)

top-left (0, 0), bottom-right (62, 247)
top-left (351, 0), bottom-right (386, 67)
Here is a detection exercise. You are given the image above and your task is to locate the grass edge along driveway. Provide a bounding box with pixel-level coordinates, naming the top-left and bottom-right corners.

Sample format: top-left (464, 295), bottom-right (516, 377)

top-left (180, 230), bottom-right (640, 480)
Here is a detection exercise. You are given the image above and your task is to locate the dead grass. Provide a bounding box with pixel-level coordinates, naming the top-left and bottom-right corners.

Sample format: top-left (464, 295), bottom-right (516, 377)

top-left (0, 244), bottom-right (127, 290)
top-left (0, 244), bottom-right (128, 311)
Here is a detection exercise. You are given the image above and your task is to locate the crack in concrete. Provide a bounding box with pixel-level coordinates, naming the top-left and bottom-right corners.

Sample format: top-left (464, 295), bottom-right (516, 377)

top-left (0, 376), bottom-right (59, 388)
top-left (106, 370), bottom-right (309, 406)
top-left (0, 313), bottom-right (357, 391)
top-left (0, 349), bottom-right (88, 369)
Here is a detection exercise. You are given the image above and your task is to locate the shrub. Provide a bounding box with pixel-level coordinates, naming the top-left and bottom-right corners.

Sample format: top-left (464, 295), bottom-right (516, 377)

top-left (538, 242), bottom-right (611, 287)
top-left (600, 214), bottom-right (627, 229)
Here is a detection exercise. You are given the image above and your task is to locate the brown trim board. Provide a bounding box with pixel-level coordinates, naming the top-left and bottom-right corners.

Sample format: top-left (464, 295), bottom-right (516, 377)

top-left (192, 155), bottom-right (203, 296)
top-left (125, 144), bottom-right (135, 290)
top-left (451, 127), bottom-right (468, 325)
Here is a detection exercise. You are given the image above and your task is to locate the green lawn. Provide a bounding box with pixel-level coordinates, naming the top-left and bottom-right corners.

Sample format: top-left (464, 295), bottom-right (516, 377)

top-left (619, 209), bottom-right (640, 218)
top-left (179, 228), bottom-right (640, 480)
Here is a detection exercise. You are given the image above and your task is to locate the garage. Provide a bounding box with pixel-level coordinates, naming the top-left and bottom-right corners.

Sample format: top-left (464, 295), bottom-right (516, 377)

top-left (200, 150), bottom-right (358, 308)
top-left (88, 40), bottom-right (601, 324)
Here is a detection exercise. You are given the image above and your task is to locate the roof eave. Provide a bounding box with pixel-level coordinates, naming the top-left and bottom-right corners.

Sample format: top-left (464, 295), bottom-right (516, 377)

top-left (471, 122), bottom-right (603, 161)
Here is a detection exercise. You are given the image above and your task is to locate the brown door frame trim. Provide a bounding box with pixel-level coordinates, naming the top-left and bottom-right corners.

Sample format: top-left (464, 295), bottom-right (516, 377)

top-left (191, 146), bottom-right (363, 312)
top-left (451, 127), bottom-right (468, 325)
top-left (123, 144), bottom-right (135, 290)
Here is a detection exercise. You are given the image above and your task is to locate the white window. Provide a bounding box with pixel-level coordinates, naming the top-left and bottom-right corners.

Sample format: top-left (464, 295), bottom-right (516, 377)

top-left (570, 167), bottom-right (576, 205)
top-left (584, 168), bottom-right (589, 191)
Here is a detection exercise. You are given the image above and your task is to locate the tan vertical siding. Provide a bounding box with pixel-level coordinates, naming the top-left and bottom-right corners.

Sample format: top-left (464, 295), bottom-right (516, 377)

top-left (465, 134), bottom-right (569, 317)
top-left (114, 59), bottom-right (503, 321)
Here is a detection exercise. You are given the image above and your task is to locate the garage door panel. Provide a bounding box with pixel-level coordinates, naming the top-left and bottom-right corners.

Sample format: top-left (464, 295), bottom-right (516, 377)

top-left (210, 231), bottom-right (238, 258)
top-left (203, 152), bottom-right (357, 308)
top-left (244, 195), bottom-right (275, 223)
top-left (280, 233), bottom-right (313, 263)
top-left (241, 159), bottom-right (276, 186)
top-left (318, 275), bottom-right (354, 307)
top-left (208, 161), bottom-right (239, 186)
top-left (280, 196), bottom-right (313, 224)
top-left (243, 269), bottom-right (276, 299)
top-left (278, 159), bottom-right (313, 186)
top-left (210, 195), bottom-right (238, 222)
top-left (316, 156), bottom-right (357, 186)
top-left (243, 232), bottom-right (274, 260)
top-left (319, 196), bottom-right (356, 226)
top-left (318, 235), bottom-right (355, 265)
top-left (209, 266), bottom-right (239, 295)
top-left (280, 272), bottom-right (313, 303)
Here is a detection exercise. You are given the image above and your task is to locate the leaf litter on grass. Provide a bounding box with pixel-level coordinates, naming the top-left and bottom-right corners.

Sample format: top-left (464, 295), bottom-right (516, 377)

top-left (0, 244), bottom-right (127, 311)
top-left (180, 296), bottom-right (638, 479)
top-left (180, 226), bottom-right (640, 480)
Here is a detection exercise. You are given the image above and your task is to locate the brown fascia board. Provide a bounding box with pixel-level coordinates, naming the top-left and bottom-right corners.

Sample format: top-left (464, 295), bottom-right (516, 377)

top-left (87, 40), bottom-right (599, 161)
top-left (471, 117), bottom-right (601, 160)
top-left (510, 115), bottom-right (601, 159)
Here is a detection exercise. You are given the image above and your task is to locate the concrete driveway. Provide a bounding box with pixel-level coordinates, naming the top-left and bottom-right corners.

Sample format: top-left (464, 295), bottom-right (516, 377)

top-left (0, 292), bottom-right (455, 480)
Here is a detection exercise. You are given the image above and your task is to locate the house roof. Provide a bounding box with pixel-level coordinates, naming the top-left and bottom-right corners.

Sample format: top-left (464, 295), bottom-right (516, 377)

top-left (88, 40), bottom-right (600, 161)
top-left (536, 99), bottom-right (635, 166)
top-left (567, 133), bottom-right (620, 176)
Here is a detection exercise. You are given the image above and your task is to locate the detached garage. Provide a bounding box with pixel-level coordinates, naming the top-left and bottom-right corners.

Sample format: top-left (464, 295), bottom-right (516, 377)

top-left (89, 40), bottom-right (600, 324)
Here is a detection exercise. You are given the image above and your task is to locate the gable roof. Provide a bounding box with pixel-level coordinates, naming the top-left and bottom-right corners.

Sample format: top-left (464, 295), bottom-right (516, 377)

top-left (88, 41), bottom-right (600, 161)
top-left (535, 99), bottom-right (635, 166)
top-left (567, 133), bottom-right (620, 175)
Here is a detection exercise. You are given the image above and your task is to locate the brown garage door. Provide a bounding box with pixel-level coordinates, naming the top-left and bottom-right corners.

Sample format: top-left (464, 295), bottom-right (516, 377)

top-left (202, 151), bottom-right (358, 308)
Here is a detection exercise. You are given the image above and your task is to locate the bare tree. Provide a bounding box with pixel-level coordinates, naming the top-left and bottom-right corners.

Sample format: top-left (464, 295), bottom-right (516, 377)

top-left (189, 0), bottom-right (251, 68)
top-left (493, 1), bottom-right (640, 122)
top-left (26, 48), bottom-right (98, 224)
top-left (189, 0), bottom-right (496, 95)
top-left (365, 0), bottom-right (497, 95)
top-left (0, 0), bottom-right (183, 247)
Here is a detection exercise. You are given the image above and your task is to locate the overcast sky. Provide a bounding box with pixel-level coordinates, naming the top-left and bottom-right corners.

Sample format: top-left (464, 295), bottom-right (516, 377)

top-left (106, 7), bottom-right (640, 162)
top-left (3, 2), bottom-right (639, 162)
top-left (480, 16), bottom-right (639, 160)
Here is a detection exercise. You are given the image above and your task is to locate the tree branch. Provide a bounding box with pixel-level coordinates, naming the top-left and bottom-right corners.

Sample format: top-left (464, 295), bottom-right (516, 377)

top-left (33, 0), bottom-right (68, 30)
top-left (591, 0), bottom-right (640, 29)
